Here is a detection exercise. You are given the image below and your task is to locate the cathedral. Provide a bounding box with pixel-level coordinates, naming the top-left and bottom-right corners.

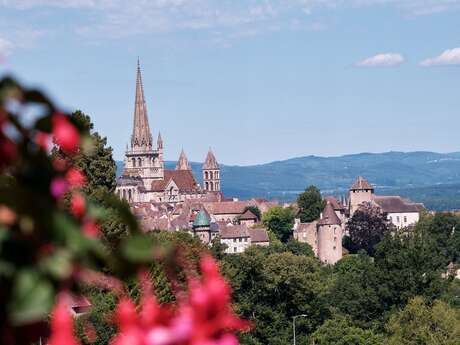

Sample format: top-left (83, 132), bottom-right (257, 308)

top-left (116, 61), bottom-right (221, 204)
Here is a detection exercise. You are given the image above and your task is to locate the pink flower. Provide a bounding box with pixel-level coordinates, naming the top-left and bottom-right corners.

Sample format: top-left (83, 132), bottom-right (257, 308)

top-left (52, 113), bottom-right (80, 155)
top-left (47, 297), bottom-right (81, 345)
top-left (50, 177), bottom-right (68, 199)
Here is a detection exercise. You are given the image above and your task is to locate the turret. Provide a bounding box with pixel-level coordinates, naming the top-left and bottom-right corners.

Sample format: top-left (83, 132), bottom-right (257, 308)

top-left (176, 149), bottom-right (191, 171)
top-left (349, 176), bottom-right (374, 215)
top-left (202, 148), bottom-right (220, 192)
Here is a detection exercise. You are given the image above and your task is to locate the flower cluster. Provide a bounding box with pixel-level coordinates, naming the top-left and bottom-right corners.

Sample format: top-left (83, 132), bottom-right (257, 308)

top-left (48, 256), bottom-right (249, 345)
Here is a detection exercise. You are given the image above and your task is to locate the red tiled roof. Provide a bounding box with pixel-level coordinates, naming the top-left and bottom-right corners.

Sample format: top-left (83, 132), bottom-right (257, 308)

top-left (203, 201), bottom-right (250, 215)
top-left (248, 228), bottom-right (269, 243)
top-left (239, 209), bottom-right (258, 220)
top-left (220, 225), bottom-right (250, 239)
top-left (373, 196), bottom-right (422, 213)
top-left (318, 202), bottom-right (341, 226)
top-left (151, 170), bottom-right (199, 193)
top-left (324, 196), bottom-right (345, 211)
top-left (350, 176), bottom-right (374, 191)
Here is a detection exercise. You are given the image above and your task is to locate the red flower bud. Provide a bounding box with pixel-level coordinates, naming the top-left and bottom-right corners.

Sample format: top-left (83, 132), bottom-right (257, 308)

top-left (35, 131), bottom-right (50, 151)
top-left (52, 113), bottom-right (80, 155)
top-left (66, 168), bottom-right (86, 188)
top-left (82, 221), bottom-right (100, 238)
top-left (70, 193), bottom-right (86, 218)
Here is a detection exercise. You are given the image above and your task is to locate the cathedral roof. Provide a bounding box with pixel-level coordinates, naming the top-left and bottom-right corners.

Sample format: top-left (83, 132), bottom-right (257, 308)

top-left (350, 176), bottom-right (374, 191)
top-left (193, 209), bottom-right (210, 228)
top-left (176, 149), bottom-right (192, 171)
top-left (238, 209), bottom-right (258, 220)
top-left (203, 148), bottom-right (219, 170)
top-left (131, 60), bottom-right (153, 150)
top-left (318, 202), bottom-right (341, 226)
top-left (151, 170), bottom-right (199, 193)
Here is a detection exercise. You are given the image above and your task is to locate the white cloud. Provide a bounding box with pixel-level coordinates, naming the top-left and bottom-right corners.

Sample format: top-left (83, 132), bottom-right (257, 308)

top-left (0, 0), bottom-right (459, 43)
top-left (420, 47), bottom-right (460, 67)
top-left (355, 53), bottom-right (405, 67)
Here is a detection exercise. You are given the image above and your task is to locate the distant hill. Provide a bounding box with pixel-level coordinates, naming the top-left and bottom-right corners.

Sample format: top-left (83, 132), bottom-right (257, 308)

top-left (116, 151), bottom-right (460, 211)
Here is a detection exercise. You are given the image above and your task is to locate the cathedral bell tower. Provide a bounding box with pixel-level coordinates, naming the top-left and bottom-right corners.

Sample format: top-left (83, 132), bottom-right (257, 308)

top-left (202, 148), bottom-right (220, 192)
top-left (123, 60), bottom-right (164, 188)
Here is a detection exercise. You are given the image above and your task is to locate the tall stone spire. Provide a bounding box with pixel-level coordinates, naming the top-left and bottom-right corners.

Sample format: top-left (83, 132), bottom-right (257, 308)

top-left (157, 131), bottom-right (163, 150)
top-left (131, 59), bottom-right (153, 151)
top-left (203, 148), bottom-right (219, 169)
top-left (176, 149), bottom-right (191, 170)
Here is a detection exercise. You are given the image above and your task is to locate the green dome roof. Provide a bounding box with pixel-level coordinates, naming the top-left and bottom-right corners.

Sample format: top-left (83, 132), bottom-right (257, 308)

top-left (193, 209), bottom-right (210, 228)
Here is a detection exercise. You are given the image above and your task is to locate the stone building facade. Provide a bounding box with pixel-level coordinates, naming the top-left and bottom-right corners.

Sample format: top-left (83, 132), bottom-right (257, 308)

top-left (116, 61), bottom-right (221, 204)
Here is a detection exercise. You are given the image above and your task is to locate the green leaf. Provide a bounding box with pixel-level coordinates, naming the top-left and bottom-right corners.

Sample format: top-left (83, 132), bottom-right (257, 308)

top-left (34, 114), bottom-right (52, 133)
top-left (122, 235), bottom-right (155, 263)
top-left (39, 248), bottom-right (73, 280)
top-left (53, 212), bottom-right (89, 253)
top-left (9, 269), bottom-right (54, 325)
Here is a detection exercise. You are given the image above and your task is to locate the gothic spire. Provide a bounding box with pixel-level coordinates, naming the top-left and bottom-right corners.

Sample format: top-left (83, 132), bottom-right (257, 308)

top-left (203, 148), bottom-right (219, 170)
top-left (176, 149), bottom-right (191, 170)
top-left (157, 131), bottom-right (163, 150)
top-left (131, 59), bottom-right (153, 150)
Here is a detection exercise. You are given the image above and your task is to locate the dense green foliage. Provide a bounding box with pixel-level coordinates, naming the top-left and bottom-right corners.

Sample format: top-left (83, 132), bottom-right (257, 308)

top-left (345, 203), bottom-right (392, 255)
top-left (262, 206), bottom-right (295, 243)
top-left (53, 111), bottom-right (128, 248)
top-left (296, 185), bottom-right (326, 223)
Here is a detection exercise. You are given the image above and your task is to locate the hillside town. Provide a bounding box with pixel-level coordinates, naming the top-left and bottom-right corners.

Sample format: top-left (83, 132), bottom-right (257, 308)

top-left (116, 62), bottom-right (425, 263)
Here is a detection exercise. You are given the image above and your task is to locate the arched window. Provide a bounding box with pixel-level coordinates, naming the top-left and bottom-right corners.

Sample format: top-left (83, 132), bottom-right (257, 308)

top-left (205, 182), bottom-right (209, 190)
top-left (122, 189), bottom-right (126, 200)
top-left (128, 189), bottom-right (132, 202)
top-left (205, 171), bottom-right (209, 179)
top-left (138, 158), bottom-right (142, 167)
top-left (210, 181), bottom-right (214, 191)
top-left (209, 171), bottom-right (213, 179)
top-left (169, 186), bottom-right (174, 195)
top-left (132, 158), bottom-right (136, 167)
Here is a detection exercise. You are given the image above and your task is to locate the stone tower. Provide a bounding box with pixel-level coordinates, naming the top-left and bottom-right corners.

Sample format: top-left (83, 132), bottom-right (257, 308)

top-left (123, 60), bottom-right (164, 189)
top-left (202, 148), bottom-right (220, 192)
top-left (176, 149), bottom-right (191, 171)
top-left (349, 176), bottom-right (374, 216)
top-left (193, 208), bottom-right (212, 244)
top-left (317, 202), bottom-right (342, 265)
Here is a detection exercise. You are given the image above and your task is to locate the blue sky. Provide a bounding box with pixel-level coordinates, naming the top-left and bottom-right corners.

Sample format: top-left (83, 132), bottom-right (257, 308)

top-left (0, 0), bottom-right (459, 165)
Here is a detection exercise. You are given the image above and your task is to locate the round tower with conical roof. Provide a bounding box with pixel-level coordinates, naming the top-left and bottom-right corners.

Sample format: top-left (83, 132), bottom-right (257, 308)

top-left (193, 208), bottom-right (212, 243)
top-left (202, 148), bottom-right (220, 192)
top-left (317, 202), bottom-right (342, 265)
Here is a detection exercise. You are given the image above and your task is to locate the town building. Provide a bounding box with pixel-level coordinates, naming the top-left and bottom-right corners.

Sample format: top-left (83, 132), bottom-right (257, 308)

top-left (293, 202), bottom-right (342, 265)
top-left (116, 61), bottom-right (221, 204)
top-left (348, 176), bottom-right (423, 228)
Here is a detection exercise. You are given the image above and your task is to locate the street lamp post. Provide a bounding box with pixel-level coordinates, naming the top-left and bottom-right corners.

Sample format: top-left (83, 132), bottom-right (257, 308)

top-left (293, 314), bottom-right (308, 345)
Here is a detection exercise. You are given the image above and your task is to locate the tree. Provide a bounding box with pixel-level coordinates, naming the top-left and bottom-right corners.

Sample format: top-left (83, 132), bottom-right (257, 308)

top-left (52, 110), bottom-right (127, 248)
top-left (222, 247), bottom-right (330, 345)
top-left (242, 205), bottom-right (262, 222)
top-left (330, 253), bottom-right (383, 326)
top-left (262, 206), bottom-right (295, 243)
top-left (386, 297), bottom-right (460, 345)
top-left (52, 110), bottom-right (117, 200)
top-left (346, 202), bottom-right (392, 256)
top-left (373, 230), bottom-right (447, 311)
top-left (296, 186), bottom-right (326, 223)
top-left (310, 316), bottom-right (384, 345)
